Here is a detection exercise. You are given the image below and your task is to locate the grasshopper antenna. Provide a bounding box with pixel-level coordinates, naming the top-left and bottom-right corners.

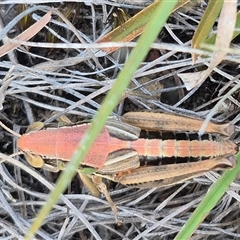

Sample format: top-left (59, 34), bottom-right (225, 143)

top-left (0, 121), bottom-right (21, 138)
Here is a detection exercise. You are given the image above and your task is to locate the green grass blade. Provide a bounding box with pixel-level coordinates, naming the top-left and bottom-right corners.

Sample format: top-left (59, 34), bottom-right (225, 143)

top-left (191, 0), bottom-right (223, 61)
top-left (24, 1), bottom-right (178, 239)
top-left (98, 0), bottom-right (189, 53)
top-left (205, 11), bottom-right (240, 45)
top-left (175, 153), bottom-right (240, 240)
top-left (192, 0), bottom-right (223, 48)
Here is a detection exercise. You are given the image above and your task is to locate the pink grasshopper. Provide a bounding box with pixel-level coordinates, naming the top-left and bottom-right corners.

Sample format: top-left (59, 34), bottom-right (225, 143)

top-left (17, 111), bottom-right (238, 223)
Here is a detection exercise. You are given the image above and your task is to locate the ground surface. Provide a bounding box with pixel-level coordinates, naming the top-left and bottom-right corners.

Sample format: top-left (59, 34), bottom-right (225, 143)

top-left (0, 1), bottom-right (240, 239)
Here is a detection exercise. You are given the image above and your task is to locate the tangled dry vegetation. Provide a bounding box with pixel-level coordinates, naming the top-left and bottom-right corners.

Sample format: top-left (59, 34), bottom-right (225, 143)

top-left (0, 1), bottom-right (240, 239)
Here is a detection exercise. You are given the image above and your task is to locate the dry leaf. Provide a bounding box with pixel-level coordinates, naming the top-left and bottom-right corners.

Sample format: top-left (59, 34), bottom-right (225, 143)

top-left (0, 11), bottom-right (52, 57)
top-left (179, 1), bottom-right (237, 90)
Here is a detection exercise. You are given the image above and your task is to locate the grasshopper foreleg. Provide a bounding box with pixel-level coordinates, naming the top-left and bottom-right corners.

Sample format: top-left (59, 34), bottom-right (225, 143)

top-left (91, 175), bottom-right (121, 225)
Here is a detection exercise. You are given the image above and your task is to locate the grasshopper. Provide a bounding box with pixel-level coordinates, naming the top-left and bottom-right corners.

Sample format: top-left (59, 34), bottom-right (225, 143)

top-left (17, 112), bottom-right (238, 223)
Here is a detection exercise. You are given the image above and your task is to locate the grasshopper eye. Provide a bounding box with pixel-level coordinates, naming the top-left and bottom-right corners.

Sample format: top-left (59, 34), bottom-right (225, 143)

top-left (26, 122), bottom-right (44, 133)
top-left (24, 152), bottom-right (44, 168)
